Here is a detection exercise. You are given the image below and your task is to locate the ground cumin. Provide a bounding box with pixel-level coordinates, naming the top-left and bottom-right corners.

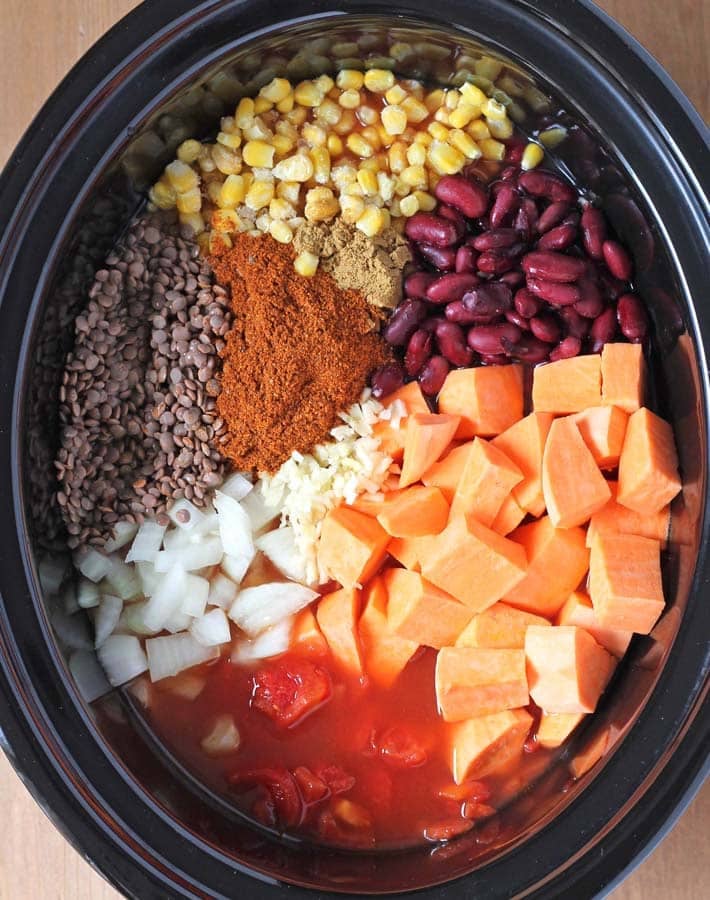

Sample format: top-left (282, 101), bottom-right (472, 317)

top-left (210, 234), bottom-right (391, 473)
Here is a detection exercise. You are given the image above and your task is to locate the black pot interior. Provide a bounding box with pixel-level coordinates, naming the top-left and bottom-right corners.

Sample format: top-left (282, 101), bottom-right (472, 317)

top-left (6, 7), bottom-right (708, 897)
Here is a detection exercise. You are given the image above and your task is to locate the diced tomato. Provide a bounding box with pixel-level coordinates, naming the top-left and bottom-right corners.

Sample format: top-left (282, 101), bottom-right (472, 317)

top-left (462, 800), bottom-right (496, 821)
top-left (316, 808), bottom-right (375, 848)
top-left (228, 767), bottom-right (303, 827)
top-left (438, 779), bottom-right (492, 803)
top-left (423, 818), bottom-right (474, 842)
top-left (314, 764), bottom-right (356, 796)
top-left (292, 766), bottom-right (330, 806)
top-left (251, 657), bottom-right (332, 727)
top-left (378, 725), bottom-right (428, 769)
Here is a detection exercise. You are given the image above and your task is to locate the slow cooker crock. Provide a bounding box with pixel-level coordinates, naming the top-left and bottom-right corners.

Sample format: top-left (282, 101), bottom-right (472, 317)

top-left (0, 1), bottom-right (708, 897)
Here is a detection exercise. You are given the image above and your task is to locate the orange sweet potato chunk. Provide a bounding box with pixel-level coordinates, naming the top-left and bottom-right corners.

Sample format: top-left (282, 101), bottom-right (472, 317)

top-left (456, 602), bottom-right (550, 650)
top-left (525, 625), bottom-right (614, 714)
top-left (586, 482), bottom-right (670, 548)
top-left (505, 516), bottom-right (590, 618)
top-left (435, 646), bottom-right (529, 721)
top-left (422, 442), bottom-right (471, 502)
top-left (449, 709), bottom-right (533, 783)
top-left (359, 577), bottom-right (418, 687)
top-left (569, 727), bottom-right (610, 778)
top-left (419, 515), bottom-right (528, 612)
top-left (557, 590), bottom-right (633, 658)
top-left (532, 355), bottom-right (602, 414)
top-left (572, 405), bottom-right (628, 469)
top-left (399, 413), bottom-right (461, 489)
top-left (384, 568), bottom-right (473, 648)
top-left (317, 506), bottom-right (390, 588)
top-left (387, 536), bottom-right (422, 572)
top-left (492, 412), bottom-right (554, 517)
top-left (588, 531), bottom-right (665, 634)
top-left (438, 365), bottom-right (524, 439)
top-left (316, 587), bottom-right (365, 677)
top-left (449, 438), bottom-right (524, 526)
top-left (372, 381), bottom-right (429, 461)
top-left (542, 416), bottom-right (611, 528)
top-left (536, 712), bottom-right (586, 749)
top-left (292, 606), bottom-right (329, 657)
top-left (617, 407), bottom-right (682, 515)
top-left (491, 494), bottom-right (526, 536)
top-left (377, 485), bottom-right (450, 538)
top-left (601, 342), bottom-right (645, 413)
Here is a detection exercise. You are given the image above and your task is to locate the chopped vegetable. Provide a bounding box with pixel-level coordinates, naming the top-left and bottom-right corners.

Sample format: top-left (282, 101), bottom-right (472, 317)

top-left (98, 634), bottom-right (148, 686)
top-left (438, 365), bottom-right (524, 439)
top-left (146, 633), bottom-right (220, 681)
top-left (229, 582), bottom-right (319, 637)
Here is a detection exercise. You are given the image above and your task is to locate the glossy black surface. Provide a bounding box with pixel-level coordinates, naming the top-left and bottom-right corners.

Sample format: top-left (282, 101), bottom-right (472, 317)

top-left (0, 2), bottom-right (708, 898)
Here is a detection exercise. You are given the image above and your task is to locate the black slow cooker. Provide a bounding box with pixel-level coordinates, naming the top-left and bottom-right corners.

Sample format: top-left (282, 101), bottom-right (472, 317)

top-left (0, 1), bottom-right (708, 897)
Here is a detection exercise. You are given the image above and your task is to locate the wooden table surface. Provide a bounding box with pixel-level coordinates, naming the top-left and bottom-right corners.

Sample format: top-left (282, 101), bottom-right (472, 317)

top-left (0, 1), bottom-right (707, 897)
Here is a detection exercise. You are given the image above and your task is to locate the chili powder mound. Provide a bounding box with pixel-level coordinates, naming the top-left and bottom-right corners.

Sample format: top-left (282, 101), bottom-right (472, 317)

top-left (210, 234), bottom-right (391, 473)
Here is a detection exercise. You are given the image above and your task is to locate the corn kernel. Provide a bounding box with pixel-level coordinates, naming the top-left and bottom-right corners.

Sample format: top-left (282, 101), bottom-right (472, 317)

top-left (393, 177), bottom-right (411, 198)
top-left (538, 125), bottom-right (568, 148)
top-left (356, 205), bottom-right (385, 237)
top-left (256, 97), bottom-right (274, 115)
top-left (357, 168), bottom-right (378, 195)
top-left (467, 119), bottom-right (491, 140)
top-left (482, 98), bottom-right (507, 121)
top-left (372, 105), bottom-right (404, 137)
top-left (294, 251), bottom-right (319, 276)
top-left (218, 174), bottom-right (246, 207)
top-left (521, 142), bottom-right (545, 171)
top-left (332, 163), bottom-right (357, 187)
top-left (304, 186), bottom-right (340, 222)
top-left (302, 123), bottom-right (328, 147)
top-left (488, 117), bottom-right (514, 140)
top-left (245, 180), bottom-right (275, 211)
top-left (389, 41), bottom-right (414, 62)
top-left (414, 190), bottom-right (437, 212)
top-left (406, 143), bottom-right (426, 166)
top-left (389, 198), bottom-right (401, 217)
top-left (242, 139), bottom-right (275, 168)
top-left (294, 80), bottom-right (324, 107)
top-left (401, 96), bottom-right (429, 123)
top-left (327, 133), bottom-right (344, 156)
top-left (346, 133), bottom-right (374, 159)
top-left (179, 211), bottom-right (205, 234)
top-left (276, 93), bottom-right (295, 113)
top-left (205, 180), bottom-right (223, 205)
top-left (269, 197), bottom-right (296, 220)
top-left (165, 160), bottom-right (199, 192)
top-left (377, 172), bottom-right (396, 202)
top-left (286, 105), bottom-right (309, 126)
top-left (447, 89), bottom-right (463, 110)
top-left (376, 124), bottom-right (396, 148)
top-left (266, 219), bottom-right (292, 243)
top-left (399, 194), bottom-right (420, 217)
top-left (460, 83), bottom-right (488, 106)
top-left (424, 88), bottom-right (445, 113)
top-left (388, 141), bottom-right (408, 173)
top-left (339, 194), bottom-right (366, 224)
top-left (434, 107), bottom-right (451, 125)
top-left (478, 138), bottom-right (506, 161)
top-left (243, 117), bottom-right (273, 142)
top-left (316, 98), bottom-right (342, 126)
top-left (197, 147), bottom-right (216, 173)
top-left (149, 178), bottom-right (177, 209)
top-left (414, 131), bottom-right (433, 147)
top-left (176, 139), bottom-right (202, 165)
top-left (310, 146), bottom-right (331, 184)
top-left (272, 153), bottom-right (315, 182)
top-left (400, 164), bottom-right (428, 188)
top-left (360, 126), bottom-right (382, 150)
top-left (276, 181), bottom-right (301, 204)
top-left (211, 209), bottom-right (241, 232)
top-left (212, 146), bottom-right (242, 175)
top-left (235, 97), bottom-right (255, 128)
top-left (216, 131), bottom-right (242, 150)
top-left (272, 133), bottom-right (295, 156)
top-left (336, 69), bottom-right (364, 90)
top-left (176, 187), bottom-right (202, 214)
top-left (333, 109), bottom-right (357, 135)
top-left (360, 107), bottom-right (380, 127)
top-left (448, 102), bottom-right (480, 129)
top-left (449, 129), bottom-right (482, 160)
top-left (427, 141), bottom-right (466, 175)
top-left (342, 181), bottom-right (364, 197)
top-left (315, 74), bottom-right (335, 94)
top-left (385, 84), bottom-right (408, 105)
top-left (259, 77), bottom-right (292, 104)
top-left (338, 89), bottom-right (361, 109)
top-left (364, 68), bottom-right (395, 93)
top-left (427, 122), bottom-right (450, 142)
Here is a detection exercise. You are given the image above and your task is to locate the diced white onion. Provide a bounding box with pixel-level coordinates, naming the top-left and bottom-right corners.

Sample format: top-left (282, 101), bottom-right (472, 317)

top-left (94, 594), bottom-right (123, 648)
top-left (214, 491), bottom-right (255, 561)
top-left (189, 510), bottom-right (220, 539)
top-left (168, 498), bottom-right (206, 531)
top-left (240, 487), bottom-right (281, 533)
top-left (38, 554), bottom-right (69, 594)
top-left (162, 527), bottom-right (194, 553)
top-left (180, 573), bottom-right (210, 618)
top-left (126, 521), bottom-right (167, 563)
top-left (162, 672), bottom-right (206, 700)
top-left (229, 582), bottom-right (318, 637)
top-left (98, 634), bottom-right (148, 686)
top-left (190, 608), bottom-right (231, 647)
top-left (51, 607), bottom-right (93, 651)
top-left (143, 565), bottom-right (186, 632)
top-left (62, 582), bottom-right (79, 614)
top-left (154, 536), bottom-right (224, 573)
top-left (146, 633), bottom-right (220, 682)
top-left (104, 557), bottom-right (142, 600)
top-left (104, 521), bottom-right (139, 553)
top-left (76, 548), bottom-right (112, 583)
top-left (77, 577), bottom-right (100, 609)
top-left (200, 714), bottom-right (241, 755)
top-left (207, 573), bottom-right (239, 609)
top-left (118, 600), bottom-right (158, 637)
top-left (220, 472), bottom-right (254, 501)
top-left (69, 649), bottom-right (111, 702)
top-left (136, 561), bottom-right (162, 597)
top-left (231, 617), bottom-right (293, 663)
top-left (221, 553), bottom-right (252, 585)
top-left (256, 526), bottom-right (309, 583)
top-left (164, 610), bottom-right (193, 634)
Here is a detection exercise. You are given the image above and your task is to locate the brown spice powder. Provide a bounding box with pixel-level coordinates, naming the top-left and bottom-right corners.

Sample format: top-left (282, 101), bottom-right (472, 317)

top-left (210, 234), bottom-right (391, 473)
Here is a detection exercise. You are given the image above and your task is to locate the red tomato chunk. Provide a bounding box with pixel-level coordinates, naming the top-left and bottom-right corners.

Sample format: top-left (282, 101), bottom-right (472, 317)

top-left (251, 658), bottom-right (332, 727)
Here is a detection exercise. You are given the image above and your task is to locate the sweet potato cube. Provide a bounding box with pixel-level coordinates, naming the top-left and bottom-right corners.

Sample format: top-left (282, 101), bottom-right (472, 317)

top-left (422, 442), bottom-right (471, 502)
top-left (586, 482), bottom-right (670, 548)
top-left (438, 365), bottom-right (524, 439)
top-left (384, 568), bottom-right (473, 648)
top-left (399, 413), bottom-right (461, 488)
top-left (317, 506), bottom-right (390, 589)
top-left (572, 405), bottom-right (628, 469)
top-left (542, 416), bottom-right (611, 528)
top-left (569, 727), bottom-right (610, 778)
top-left (491, 494), bottom-right (527, 536)
top-left (456, 602), bottom-right (550, 650)
top-left (449, 438), bottom-right (524, 526)
top-left (435, 647), bottom-right (529, 721)
top-left (349, 489), bottom-right (403, 518)
top-left (359, 577), bottom-right (418, 687)
top-left (505, 517), bottom-right (590, 618)
top-left (588, 532), bottom-right (665, 634)
top-left (292, 606), bottom-right (328, 657)
top-left (536, 712), bottom-right (586, 749)
top-left (525, 625), bottom-right (614, 714)
top-left (492, 412), bottom-right (554, 517)
top-left (450, 709), bottom-right (533, 783)
top-left (617, 407), bottom-right (682, 515)
top-left (601, 342), bottom-right (645, 413)
top-left (372, 381), bottom-right (429, 461)
top-left (377, 485), bottom-right (449, 538)
top-left (420, 515), bottom-right (528, 612)
top-left (532, 355), bottom-right (602, 414)
top-left (316, 588), bottom-right (364, 676)
top-left (387, 536), bottom-right (422, 572)
top-left (557, 590), bottom-right (633, 658)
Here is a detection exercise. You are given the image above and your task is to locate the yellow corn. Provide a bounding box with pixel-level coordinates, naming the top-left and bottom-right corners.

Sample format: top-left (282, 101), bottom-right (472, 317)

top-left (206, 180), bottom-right (224, 205)
top-left (487, 116), bottom-right (514, 140)
top-left (165, 160), bottom-right (199, 192)
top-left (427, 141), bottom-right (465, 174)
top-left (357, 168), bottom-right (378, 195)
top-left (538, 125), bottom-right (568, 148)
top-left (364, 68), bottom-right (395, 93)
top-left (376, 124), bottom-right (396, 147)
top-left (338, 89), bottom-right (361, 109)
top-left (242, 140), bottom-right (275, 168)
top-left (272, 153), bottom-right (314, 182)
top-left (376, 172), bottom-right (396, 202)
top-left (424, 88), bottom-right (445, 113)
top-left (521, 142), bottom-right (545, 171)
top-left (259, 77), bottom-right (292, 104)
top-left (414, 131), bottom-right (433, 147)
top-left (269, 197), bottom-right (296, 220)
top-left (399, 194), bottom-right (420, 217)
top-left (333, 109), bottom-right (357, 135)
top-left (414, 190), bottom-right (437, 212)
top-left (449, 129), bottom-right (482, 160)
top-left (220, 115), bottom-right (237, 134)
top-left (467, 119), bottom-right (491, 140)
top-left (176, 187), bottom-right (202, 214)
top-left (148, 179), bottom-right (176, 210)
top-left (253, 96), bottom-right (273, 114)
top-left (388, 141), bottom-right (408, 173)
top-left (444, 89), bottom-right (462, 110)
top-left (304, 186), bottom-right (340, 221)
top-left (427, 122), bottom-right (450, 142)
top-left (245, 180), bottom-right (275, 211)
top-left (269, 220), bottom-right (293, 243)
top-left (342, 181), bottom-right (364, 197)
top-left (360, 125), bottom-right (382, 150)
top-left (406, 142), bottom-right (426, 166)
top-left (286, 105), bottom-right (309, 126)
top-left (310, 146), bottom-right (331, 184)
top-left (198, 146), bottom-right (216, 173)
top-left (434, 107), bottom-right (451, 125)
top-left (482, 98), bottom-right (507, 121)
top-left (336, 69), bottom-right (364, 90)
top-left (389, 41), bottom-right (414, 62)
top-left (339, 194), bottom-right (366, 223)
top-left (401, 96), bottom-right (429, 123)
top-left (235, 97), bottom-right (255, 128)
top-left (216, 131), bottom-right (242, 150)
top-left (327, 133), bottom-right (344, 156)
top-left (176, 139), bottom-right (202, 165)
top-left (272, 133), bottom-right (295, 156)
top-left (358, 106), bottom-right (379, 126)
top-left (243, 118), bottom-right (272, 142)
top-left (211, 209), bottom-right (241, 232)
top-left (276, 93), bottom-right (295, 113)
top-left (400, 164), bottom-right (428, 188)
top-left (316, 98), bottom-right (342, 125)
top-left (218, 174), bottom-right (246, 207)
top-left (276, 181), bottom-right (301, 204)
top-left (478, 138), bottom-right (506, 161)
top-left (294, 81), bottom-right (324, 107)
top-left (346, 133), bottom-right (374, 158)
top-left (212, 144), bottom-right (242, 174)
top-left (294, 251), bottom-right (319, 276)
top-left (302, 123), bottom-right (328, 147)
top-left (179, 212), bottom-right (205, 234)
top-left (460, 83), bottom-right (488, 107)
top-left (356, 205), bottom-right (386, 237)
top-left (315, 74), bottom-right (335, 94)
top-left (385, 84), bottom-right (408, 105)
top-left (448, 102), bottom-right (480, 129)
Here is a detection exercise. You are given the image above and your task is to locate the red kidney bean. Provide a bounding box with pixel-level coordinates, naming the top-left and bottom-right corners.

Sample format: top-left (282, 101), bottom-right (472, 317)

top-left (581, 207), bottom-right (607, 259)
top-left (426, 272), bottom-right (481, 304)
top-left (549, 336), bottom-right (582, 361)
top-left (477, 251), bottom-right (517, 275)
top-left (405, 329), bottom-right (434, 376)
top-left (518, 170), bottom-right (577, 204)
top-left (467, 322), bottom-right (522, 355)
top-left (602, 239), bottom-right (634, 280)
top-left (490, 184), bottom-right (519, 228)
top-left (505, 143), bottom-right (525, 165)
top-left (537, 201), bottom-right (571, 234)
top-left (505, 310), bottom-right (530, 331)
top-left (499, 270), bottom-right (525, 288)
top-left (514, 198), bottom-right (539, 241)
top-left (455, 245), bottom-right (478, 273)
top-left (590, 305), bottom-right (618, 351)
top-left (417, 243), bottom-right (456, 270)
top-left (419, 355), bottom-right (450, 396)
top-left (617, 293), bottom-right (649, 342)
top-left (558, 306), bottom-right (590, 339)
top-left (435, 321), bottom-right (474, 366)
top-left (502, 333), bottom-right (550, 363)
top-left (383, 299), bottom-right (428, 346)
top-left (522, 251), bottom-right (587, 283)
top-left (462, 282), bottom-right (513, 317)
top-left (434, 175), bottom-right (488, 218)
top-left (420, 315), bottom-right (443, 333)
top-left (598, 267), bottom-right (627, 300)
top-left (405, 212), bottom-right (459, 247)
top-left (527, 278), bottom-right (581, 306)
top-left (537, 222), bottom-right (577, 251)
top-left (370, 363), bottom-right (405, 398)
top-left (404, 271), bottom-right (437, 299)
top-left (530, 314), bottom-right (561, 344)
top-left (445, 300), bottom-right (491, 324)
top-left (479, 353), bottom-right (510, 366)
top-left (437, 204), bottom-right (467, 238)
top-left (574, 294), bottom-right (604, 318)
top-left (514, 288), bottom-right (543, 318)
top-left (471, 228), bottom-right (519, 251)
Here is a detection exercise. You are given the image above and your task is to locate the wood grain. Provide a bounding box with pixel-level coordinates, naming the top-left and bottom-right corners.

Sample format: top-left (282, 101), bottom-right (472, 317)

top-left (0, 1), bottom-right (707, 898)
